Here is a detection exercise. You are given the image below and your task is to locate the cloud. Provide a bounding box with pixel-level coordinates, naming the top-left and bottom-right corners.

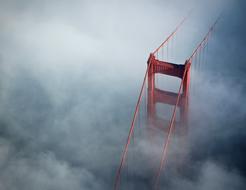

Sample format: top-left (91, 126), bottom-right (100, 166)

top-left (168, 161), bottom-right (246, 190)
top-left (0, 0), bottom-right (245, 189)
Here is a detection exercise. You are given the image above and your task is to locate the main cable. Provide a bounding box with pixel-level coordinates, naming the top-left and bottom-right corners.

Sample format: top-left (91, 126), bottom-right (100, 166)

top-left (113, 13), bottom-right (190, 190)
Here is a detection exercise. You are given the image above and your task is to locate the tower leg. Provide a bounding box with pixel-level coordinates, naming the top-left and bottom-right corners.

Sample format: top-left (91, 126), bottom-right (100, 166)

top-left (147, 63), bottom-right (155, 126)
top-left (181, 61), bottom-right (191, 133)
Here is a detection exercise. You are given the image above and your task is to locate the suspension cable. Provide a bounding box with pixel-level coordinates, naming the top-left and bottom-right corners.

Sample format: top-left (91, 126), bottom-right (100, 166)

top-left (188, 16), bottom-right (220, 62)
top-left (154, 16), bottom-right (221, 189)
top-left (152, 11), bottom-right (191, 55)
top-left (113, 14), bottom-right (189, 190)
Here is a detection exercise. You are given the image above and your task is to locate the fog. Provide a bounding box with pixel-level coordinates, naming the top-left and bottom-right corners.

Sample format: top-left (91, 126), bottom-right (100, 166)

top-left (0, 0), bottom-right (245, 189)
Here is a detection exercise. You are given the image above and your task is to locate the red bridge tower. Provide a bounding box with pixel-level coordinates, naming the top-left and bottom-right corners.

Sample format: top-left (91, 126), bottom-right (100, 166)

top-left (147, 54), bottom-right (191, 131)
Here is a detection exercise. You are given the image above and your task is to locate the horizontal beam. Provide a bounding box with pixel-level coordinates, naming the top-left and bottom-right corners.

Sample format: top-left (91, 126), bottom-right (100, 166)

top-left (154, 88), bottom-right (185, 106)
top-left (147, 54), bottom-right (185, 79)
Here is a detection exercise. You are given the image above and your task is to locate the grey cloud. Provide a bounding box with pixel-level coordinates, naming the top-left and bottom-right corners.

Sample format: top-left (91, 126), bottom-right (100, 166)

top-left (0, 0), bottom-right (245, 189)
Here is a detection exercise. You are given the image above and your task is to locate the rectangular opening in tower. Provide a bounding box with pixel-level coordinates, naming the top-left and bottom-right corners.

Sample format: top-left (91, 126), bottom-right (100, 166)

top-left (155, 74), bottom-right (181, 94)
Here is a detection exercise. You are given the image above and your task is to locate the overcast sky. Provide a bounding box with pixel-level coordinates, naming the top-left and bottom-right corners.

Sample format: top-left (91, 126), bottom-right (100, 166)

top-left (0, 0), bottom-right (246, 190)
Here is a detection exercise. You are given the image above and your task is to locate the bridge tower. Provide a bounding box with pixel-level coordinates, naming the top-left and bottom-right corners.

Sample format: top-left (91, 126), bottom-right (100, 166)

top-left (147, 53), bottom-right (191, 132)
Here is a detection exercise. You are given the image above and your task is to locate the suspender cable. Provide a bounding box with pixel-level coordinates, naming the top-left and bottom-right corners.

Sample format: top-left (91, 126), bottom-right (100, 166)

top-left (152, 10), bottom-right (192, 55)
top-left (188, 16), bottom-right (220, 62)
